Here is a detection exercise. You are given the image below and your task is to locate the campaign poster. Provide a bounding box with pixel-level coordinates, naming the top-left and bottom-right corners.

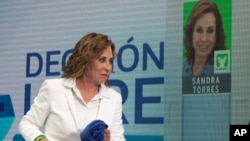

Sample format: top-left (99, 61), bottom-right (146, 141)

top-left (182, 0), bottom-right (232, 94)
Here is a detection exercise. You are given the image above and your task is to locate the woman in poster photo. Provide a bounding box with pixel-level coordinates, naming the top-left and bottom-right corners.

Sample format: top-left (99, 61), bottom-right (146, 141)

top-left (182, 0), bottom-right (226, 76)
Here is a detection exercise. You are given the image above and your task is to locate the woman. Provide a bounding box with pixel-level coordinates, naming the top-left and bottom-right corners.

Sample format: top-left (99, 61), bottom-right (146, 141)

top-left (19, 33), bottom-right (126, 141)
top-left (183, 0), bottom-right (226, 76)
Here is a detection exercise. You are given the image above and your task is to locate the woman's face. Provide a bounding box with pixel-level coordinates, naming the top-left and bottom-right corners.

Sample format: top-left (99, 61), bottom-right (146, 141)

top-left (84, 46), bottom-right (113, 85)
top-left (192, 12), bottom-right (216, 59)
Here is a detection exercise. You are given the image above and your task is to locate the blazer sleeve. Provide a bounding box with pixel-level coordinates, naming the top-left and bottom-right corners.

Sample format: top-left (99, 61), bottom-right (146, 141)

top-left (18, 80), bottom-right (51, 141)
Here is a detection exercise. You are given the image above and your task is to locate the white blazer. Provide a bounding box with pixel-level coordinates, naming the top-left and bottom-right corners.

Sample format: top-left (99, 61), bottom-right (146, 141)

top-left (19, 78), bottom-right (126, 141)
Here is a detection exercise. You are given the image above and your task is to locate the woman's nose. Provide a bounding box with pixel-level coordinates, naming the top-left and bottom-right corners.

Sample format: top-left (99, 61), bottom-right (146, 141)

top-left (104, 62), bottom-right (111, 72)
top-left (201, 33), bottom-right (208, 41)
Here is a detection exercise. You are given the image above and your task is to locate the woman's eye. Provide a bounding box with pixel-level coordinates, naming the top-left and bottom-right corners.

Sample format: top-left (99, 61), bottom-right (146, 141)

top-left (109, 59), bottom-right (113, 64)
top-left (99, 58), bottom-right (105, 63)
top-left (196, 27), bottom-right (203, 33)
top-left (207, 28), bottom-right (214, 34)
top-left (98, 57), bottom-right (113, 64)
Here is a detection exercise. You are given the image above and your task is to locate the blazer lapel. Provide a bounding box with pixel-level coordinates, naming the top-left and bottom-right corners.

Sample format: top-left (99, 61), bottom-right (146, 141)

top-left (63, 79), bottom-right (80, 130)
top-left (96, 85), bottom-right (114, 125)
top-left (64, 89), bottom-right (80, 130)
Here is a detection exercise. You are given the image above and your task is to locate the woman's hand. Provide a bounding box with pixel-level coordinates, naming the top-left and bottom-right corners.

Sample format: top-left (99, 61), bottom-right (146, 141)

top-left (104, 129), bottom-right (110, 141)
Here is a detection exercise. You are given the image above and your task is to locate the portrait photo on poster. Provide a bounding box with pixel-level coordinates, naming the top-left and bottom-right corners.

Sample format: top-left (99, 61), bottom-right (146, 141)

top-left (182, 0), bottom-right (232, 94)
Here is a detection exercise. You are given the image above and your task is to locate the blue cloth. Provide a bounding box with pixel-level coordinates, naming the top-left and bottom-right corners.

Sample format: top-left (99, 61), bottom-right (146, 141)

top-left (80, 120), bottom-right (108, 141)
top-left (182, 60), bottom-right (214, 76)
